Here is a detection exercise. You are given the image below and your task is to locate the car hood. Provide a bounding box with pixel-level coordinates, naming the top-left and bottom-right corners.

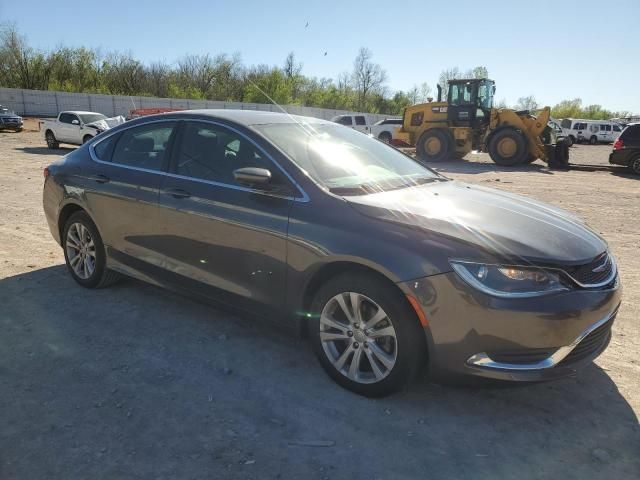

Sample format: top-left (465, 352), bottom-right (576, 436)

top-left (85, 115), bottom-right (126, 131)
top-left (0, 113), bottom-right (21, 119)
top-left (346, 180), bottom-right (606, 265)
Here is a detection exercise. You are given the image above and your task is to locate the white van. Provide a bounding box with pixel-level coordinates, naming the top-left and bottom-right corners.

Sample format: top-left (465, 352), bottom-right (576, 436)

top-left (560, 118), bottom-right (623, 145)
top-left (330, 114), bottom-right (371, 134)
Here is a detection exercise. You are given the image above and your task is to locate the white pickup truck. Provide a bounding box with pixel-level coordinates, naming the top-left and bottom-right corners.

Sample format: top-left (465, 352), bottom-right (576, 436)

top-left (43, 111), bottom-right (125, 149)
top-left (369, 118), bottom-right (403, 143)
top-left (331, 114), bottom-right (402, 143)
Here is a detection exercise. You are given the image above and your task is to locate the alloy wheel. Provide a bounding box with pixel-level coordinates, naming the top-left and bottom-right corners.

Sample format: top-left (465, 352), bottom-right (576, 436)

top-left (319, 292), bottom-right (398, 384)
top-left (66, 222), bottom-right (97, 279)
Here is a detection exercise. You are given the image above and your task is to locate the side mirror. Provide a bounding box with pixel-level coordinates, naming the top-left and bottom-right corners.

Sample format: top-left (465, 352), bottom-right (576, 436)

top-left (233, 167), bottom-right (271, 186)
top-left (72, 119), bottom-right (80, 125)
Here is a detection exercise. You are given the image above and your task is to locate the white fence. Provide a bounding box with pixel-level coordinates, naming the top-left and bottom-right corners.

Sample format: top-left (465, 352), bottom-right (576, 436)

top-left (0, 87), bottom-right (391, 123)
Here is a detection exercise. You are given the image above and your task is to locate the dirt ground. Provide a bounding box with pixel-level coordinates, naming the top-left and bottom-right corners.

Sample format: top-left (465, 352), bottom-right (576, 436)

top-left (1, 124), bottom-right (639, 480)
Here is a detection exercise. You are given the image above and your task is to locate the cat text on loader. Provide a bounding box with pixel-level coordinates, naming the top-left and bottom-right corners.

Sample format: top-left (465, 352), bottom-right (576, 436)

top-left (395, 78), bottom-right (569, 167)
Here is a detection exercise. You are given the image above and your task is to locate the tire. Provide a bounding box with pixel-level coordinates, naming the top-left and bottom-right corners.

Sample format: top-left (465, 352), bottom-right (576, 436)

top-left (416, 129), bottom-right (451, 162)
top-left (488, 129), bottom-right (528, 166)
top-left (630, 156), bottom-right (640, 175)
top-left (309, 272), bottom-right (426, 397)
top-left (589, 135), bottom-right (598, 145)
top-left (62, 211), bottom-right (121, 288)
top-left (378, 131), bottom-right (392, 144)
top-left (567, 135), bottom-right (575, 147)
top-left (45, 130), bottom-right (59, 149)
top-left (82, 134), bottom-right (93, 144)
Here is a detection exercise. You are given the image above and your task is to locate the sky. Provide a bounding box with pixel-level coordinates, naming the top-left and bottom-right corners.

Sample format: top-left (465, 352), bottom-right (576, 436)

top-left (1, 0), bottom-right (639, 113)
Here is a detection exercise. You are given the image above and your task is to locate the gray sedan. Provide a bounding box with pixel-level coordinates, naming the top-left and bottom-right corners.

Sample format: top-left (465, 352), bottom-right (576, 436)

top-left (43, 110), bottom-right (621, 396)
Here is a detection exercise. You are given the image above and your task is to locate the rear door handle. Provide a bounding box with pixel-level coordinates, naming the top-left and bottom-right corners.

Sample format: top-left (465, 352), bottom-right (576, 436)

top-left (90, 174), bottom-right (110, 183)
top-left (164, 188), bottom-right (191, 199)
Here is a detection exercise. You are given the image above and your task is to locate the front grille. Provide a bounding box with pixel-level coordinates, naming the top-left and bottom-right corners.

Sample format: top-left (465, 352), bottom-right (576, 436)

top-left (488, 348), bottom-right (556, 365)
top-left (564, 252), bottom-right (615, 287)
top-left (559, 316), bottom-right (615, 365)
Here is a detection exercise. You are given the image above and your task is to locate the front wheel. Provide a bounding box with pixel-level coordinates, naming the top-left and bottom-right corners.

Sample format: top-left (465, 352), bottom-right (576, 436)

top-left (62, 211), bottom-right (121, 288)
top-left (488, 129), bottom-right (528, 166)
top-left (309, 272), bottom-right (426, 397)
top-left (82, 134), bottom-right (94, 144)
top-left (567, 135), bottom-right (575, 147)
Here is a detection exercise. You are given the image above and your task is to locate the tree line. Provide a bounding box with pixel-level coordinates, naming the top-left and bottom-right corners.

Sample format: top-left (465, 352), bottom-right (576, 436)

top-left (0, 24), bottom-right (632, 119)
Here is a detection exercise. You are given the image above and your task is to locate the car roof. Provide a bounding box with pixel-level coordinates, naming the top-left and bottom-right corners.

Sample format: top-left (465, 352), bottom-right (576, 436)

top-left (174, 109), bottom-right (333, 126)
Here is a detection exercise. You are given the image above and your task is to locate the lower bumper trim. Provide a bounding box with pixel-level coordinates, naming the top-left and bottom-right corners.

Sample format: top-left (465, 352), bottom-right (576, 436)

top-left (466, 309), bottom-right (616, 371)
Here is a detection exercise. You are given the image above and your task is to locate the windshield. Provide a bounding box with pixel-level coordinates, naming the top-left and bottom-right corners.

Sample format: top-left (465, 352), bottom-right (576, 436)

top-left (79, 113), bottom-right (107, 124)
top-left (0, 107), bottom-right (14, 115)
top-left (254, 123), bottom-right (440, 194)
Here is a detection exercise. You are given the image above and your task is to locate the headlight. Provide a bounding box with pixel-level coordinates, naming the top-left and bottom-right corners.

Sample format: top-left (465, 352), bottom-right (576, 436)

top-left (450, 260), bottom-right (569, 298)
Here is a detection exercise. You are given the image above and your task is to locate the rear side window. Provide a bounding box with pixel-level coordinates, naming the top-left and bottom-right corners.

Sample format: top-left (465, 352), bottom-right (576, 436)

top-left (111, 122), bottom-right (177, 171)
top-left (621, 125), bottom-right (640, 141)
top-left (355, 116), bottom-right (366, 126)
top-left (93, 132), bottom-right (121, 161)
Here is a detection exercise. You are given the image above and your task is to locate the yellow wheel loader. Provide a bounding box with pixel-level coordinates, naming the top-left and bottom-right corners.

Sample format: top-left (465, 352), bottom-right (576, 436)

top-left (395, 78), bottom-right (568, 166)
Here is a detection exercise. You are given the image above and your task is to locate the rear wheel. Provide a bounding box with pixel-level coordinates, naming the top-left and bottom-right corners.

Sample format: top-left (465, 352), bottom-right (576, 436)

top-left (45, 130), bottom-right (59, 149)
top-left (589, 135), bottom-right (598, 145)
top-left (378, 131), bottom-right (392, 143)
top-left (416, 129), bottom-right (451, 162)
top-left (309, 272), bottom-right (426, 397)
top-left (630, 156), bottom-right (640, 175)
top-left (488, 129), bottom-right (528, 166)
top-left (62, 211), bottom-right (121, 288)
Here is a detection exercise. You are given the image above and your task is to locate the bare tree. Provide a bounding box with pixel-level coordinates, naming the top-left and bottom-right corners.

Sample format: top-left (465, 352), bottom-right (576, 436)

top-left (102, 52), bottom-right (145, 95)
top-left (352, 47), bottom-right (387, 110)
top-left (516, 95), bottom-right (539, 111)
top-left (177, 54), bottom-right (218, 98)
top-left (146, 61), bottom-right (170, 97)
top-left (0, 24), bottom-right (54, 90)
top-left (283, 52), bottom-right (302, 79)
top-left (468, 66), bottom-right (488, 79)
top-left (419, 82), bottom-right (432, 102)
top-left (407, 85), bottom-right (419, 104)
top-left (437, 67), bottom-right (461, 99)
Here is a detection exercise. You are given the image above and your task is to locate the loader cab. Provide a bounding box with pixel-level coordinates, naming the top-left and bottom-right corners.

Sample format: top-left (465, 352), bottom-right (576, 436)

top-left (445, 78), bottom-right (495, 128)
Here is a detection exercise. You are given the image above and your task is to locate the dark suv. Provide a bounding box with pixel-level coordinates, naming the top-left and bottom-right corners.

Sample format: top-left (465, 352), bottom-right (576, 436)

top-left (609, 123), bottom-right (640, 174)
top-left (0, 105), bottom-right (24, 132)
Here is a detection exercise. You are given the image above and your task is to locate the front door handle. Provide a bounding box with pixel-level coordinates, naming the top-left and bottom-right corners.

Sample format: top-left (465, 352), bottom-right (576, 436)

top-left (90, 174), bottom-right (110, 183)
top-left (164, 188), bottom-right (191, 199)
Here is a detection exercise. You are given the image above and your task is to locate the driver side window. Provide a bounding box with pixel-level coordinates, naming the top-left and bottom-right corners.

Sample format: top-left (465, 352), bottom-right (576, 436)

top-left (175, 121), bottom-right (287, 189)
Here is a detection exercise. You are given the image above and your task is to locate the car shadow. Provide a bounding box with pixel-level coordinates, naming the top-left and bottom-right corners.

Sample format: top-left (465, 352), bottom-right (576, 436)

top-left (1, 266), bottom-right (638, 479)
top-left (15, 146), bottom-right (75, 155)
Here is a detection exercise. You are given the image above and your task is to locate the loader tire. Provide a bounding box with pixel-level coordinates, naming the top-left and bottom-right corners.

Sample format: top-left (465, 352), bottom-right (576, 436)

top-left (488, 129), bottom-right (527, 166)
top-left (416, 129), bottom-right (450, 162)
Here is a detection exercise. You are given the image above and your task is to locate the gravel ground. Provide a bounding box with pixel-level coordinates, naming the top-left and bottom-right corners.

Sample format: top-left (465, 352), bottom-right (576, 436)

top-left (1, 123), bottom-right (639, 480)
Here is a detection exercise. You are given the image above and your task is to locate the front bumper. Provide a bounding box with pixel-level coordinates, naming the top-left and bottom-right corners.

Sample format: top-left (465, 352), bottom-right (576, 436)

top-left (400, 271), bottom-right (622, 382)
